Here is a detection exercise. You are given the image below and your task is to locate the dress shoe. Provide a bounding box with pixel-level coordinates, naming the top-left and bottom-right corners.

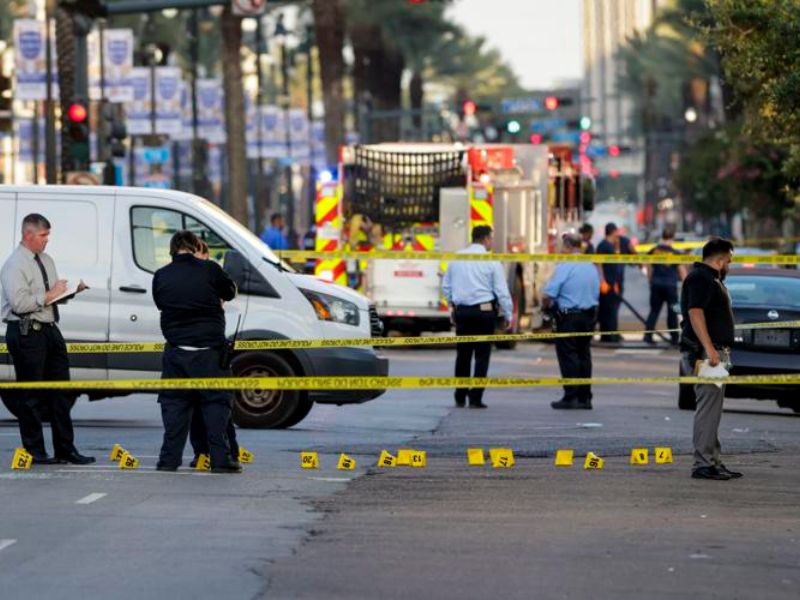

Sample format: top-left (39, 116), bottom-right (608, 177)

top-left (454, 398), bottom-right (466, 408)
top-left (31, 455), bottom-right (67, 465)
top-left (468, 402), bottom-right (488, 409)
top-left (156, 463), bottom-right (178, 472)
top-left (691, 466), bottom-right (731, 480)
top-left (211, 460), bottom-right (242, 474)
top-left (551, 398), bottom-right (583, 410)
top-left (56, 451), bottom-right (96, 465)
top-left (718, 464), bottom-right (743, 479)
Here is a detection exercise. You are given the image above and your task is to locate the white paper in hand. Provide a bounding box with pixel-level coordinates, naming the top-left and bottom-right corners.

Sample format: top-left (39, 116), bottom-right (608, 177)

top-left (697, 360), bottom-right (729, 389)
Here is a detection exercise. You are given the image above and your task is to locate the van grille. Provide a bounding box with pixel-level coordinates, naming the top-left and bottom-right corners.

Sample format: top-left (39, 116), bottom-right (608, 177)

top-left (369, 306), bottom-right (385, 338)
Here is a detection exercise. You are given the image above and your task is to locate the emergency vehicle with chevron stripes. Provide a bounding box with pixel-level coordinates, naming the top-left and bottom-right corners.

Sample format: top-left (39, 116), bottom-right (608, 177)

top-left (313, 143), bottom-right (594, 342)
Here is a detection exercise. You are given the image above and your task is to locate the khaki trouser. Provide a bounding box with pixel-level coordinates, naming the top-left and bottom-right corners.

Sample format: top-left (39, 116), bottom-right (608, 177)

top-left (692, 348), bottom-right (731, 470)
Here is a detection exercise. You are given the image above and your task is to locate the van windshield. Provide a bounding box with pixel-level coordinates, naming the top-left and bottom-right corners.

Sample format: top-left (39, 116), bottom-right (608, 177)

top-left (194, 197), bottom-right (293, 271)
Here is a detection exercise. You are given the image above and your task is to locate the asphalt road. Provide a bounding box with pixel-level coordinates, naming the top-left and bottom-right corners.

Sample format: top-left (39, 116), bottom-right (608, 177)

top-left (1, 336), bottom-right (798, 599)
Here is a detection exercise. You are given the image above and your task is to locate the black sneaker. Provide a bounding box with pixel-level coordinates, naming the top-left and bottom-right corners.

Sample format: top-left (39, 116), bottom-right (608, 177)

top-left (468, 402), bottom-right (488, 409)
top-left (551, 398), bottom-right (582, 410)
top-left (156, 464), bottom-right (179, 472)
top-left (454, 398), bottom-right (466, 408)
top-left (718, 464), bottom-right (743, 479)
top-left (211, 461), bottom-right (243, 474)
top-left (691, 466), bottom-right (731, 480)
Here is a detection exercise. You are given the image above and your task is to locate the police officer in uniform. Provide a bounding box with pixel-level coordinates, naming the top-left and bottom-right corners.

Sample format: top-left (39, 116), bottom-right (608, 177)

top-left (0, 214), bottom-right (94, 464)
top-left (442, 226), bottom-right (513, 409)
top-left (543, 233), bottom-right (600, 409)
top-left (152, 231), bottom-right (240, 473)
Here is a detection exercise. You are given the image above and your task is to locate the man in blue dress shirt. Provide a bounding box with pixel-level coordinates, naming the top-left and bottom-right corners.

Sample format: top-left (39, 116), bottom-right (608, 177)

top-left (544, 233), bottom-right (600, 409)
top-left (442, 226), bottom-right (513, 409)
top-left (260, 213), bottom-right (289, 250)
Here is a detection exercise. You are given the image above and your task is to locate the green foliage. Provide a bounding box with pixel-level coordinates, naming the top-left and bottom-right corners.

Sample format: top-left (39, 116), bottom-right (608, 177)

top-left (706, 0), bottom-right (800, 184)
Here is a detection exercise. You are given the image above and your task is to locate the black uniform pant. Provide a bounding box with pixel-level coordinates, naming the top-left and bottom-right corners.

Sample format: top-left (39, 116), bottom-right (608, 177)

top-left (453, 305), bottom-right (497, 405)
top-left (157, 345), bottom-right (234, 468)
top-left (190, 406), bottom-right (239, 461)
top-left (644, 283), bottom-right (679, 343)
top-left (598, 289), bottom-right (622, 341)
top-left (554, 310), bottom-right (596, 403)
top-left (5, 322), bottom-right (76, 458)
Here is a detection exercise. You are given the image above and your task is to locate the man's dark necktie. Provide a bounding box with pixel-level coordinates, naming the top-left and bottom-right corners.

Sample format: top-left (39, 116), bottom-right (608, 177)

top-left (34, 254), bottom-right (59, 323)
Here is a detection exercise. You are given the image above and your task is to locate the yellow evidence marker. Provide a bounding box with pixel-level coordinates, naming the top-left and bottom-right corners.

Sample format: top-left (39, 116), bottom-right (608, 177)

top-left (630, 448), bottom-right (649, 465)
top-left (655, 447), bottom-right (674, 464)
top-left (555, 449), bottom-right (574, 467)
top-left (337, 453), bottom-right (356, 470)
top-left (467, 448), bottom-right (486, 466)
top-left (396, 449), bottom-right (413, 466)
top-left (118, 452), bottom-right (140, 470)
top-left (238, 447), bottom-right (254, 464)
top-left (489, 448), bottom-right (515, 468)
top-left (584, 452), bottom-right (604, 470)
top-left (195, 454), bottom-right (211, 471)
top-left (11, 448), bottom-right (33, 470)
top-left (300, 452), bottom-right (319, 469)
top-left (109, 444), bottom-right (127, 462)
top-left (410, 450), bottom-right (427, 468)
top-left (377, 450), bottom-right (397, 468)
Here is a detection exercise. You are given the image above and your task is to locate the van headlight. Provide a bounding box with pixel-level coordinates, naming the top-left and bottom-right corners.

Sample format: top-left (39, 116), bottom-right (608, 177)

top-left (299, 289), bottom-right (360, 326)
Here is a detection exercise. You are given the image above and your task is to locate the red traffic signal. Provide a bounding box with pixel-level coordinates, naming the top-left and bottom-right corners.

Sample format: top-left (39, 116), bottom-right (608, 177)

top-left (530, 133), bottom-right (543, 144)
top-left (67, 102), bottom-right (88, 123)
top-left (608, 145), bottom-right (621, 157)
top-left (579, 131), bottom-right (592, 145)
top-left (544, 96), bottom-right (559, 111)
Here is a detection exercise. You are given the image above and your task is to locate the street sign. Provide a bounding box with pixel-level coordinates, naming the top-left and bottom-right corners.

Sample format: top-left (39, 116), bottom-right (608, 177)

top-left (232, 0), bottom-right (266, 16)
top-left (500, 97), bottom-right (542, 114)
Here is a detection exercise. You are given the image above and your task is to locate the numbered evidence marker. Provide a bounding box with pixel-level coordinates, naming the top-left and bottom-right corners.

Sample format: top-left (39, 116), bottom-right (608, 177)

top-left (467, 448), bottom-right (486, 466)
top-left (195, 454), bottom-right (211, 472)
top-left (410, 450), bottom-right (427, 468)
top-left (377, 450), bottom-right (397, 468)
top-left (11, 448), bottom-right (33, 470)
top-left (300, 452), bottom-right (320, 469)
top-left (655, 447), bottom-right (674, 464)
top-left (489, 448), bottom-right (515, 468)
top-left (396, 448), bottom-right (413, 466)
top-left (118, 452), bottom-right (140, 470)
top-left (337, 453), bottom-right (356, 470)
top-left (630, 448), bottom-right (649, 466)
top-left (238, 448), bottom-right (254, 464)
top-left (583, 452), bottom-right (604, 470)
top-left (554, 449), bottom-right (574, 467)
top-left (109, 444), bottom-right (127, 462)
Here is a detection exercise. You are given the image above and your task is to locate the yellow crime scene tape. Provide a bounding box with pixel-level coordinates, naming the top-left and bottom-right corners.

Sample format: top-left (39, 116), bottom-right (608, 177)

top-left (0, 321), bottom-right (797, 355)
top-left (276, 249), bottom-right (800, 265)
top-left (0, 373), bottom-right (797, 391)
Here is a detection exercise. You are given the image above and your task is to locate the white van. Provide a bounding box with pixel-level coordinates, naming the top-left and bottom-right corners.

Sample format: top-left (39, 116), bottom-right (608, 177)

top-left (0, 186), bottom-right (388, 428)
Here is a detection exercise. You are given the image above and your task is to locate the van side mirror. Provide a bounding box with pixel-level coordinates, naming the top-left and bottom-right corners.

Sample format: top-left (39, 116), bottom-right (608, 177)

top-left (223, 251), bottom-right (279, 298)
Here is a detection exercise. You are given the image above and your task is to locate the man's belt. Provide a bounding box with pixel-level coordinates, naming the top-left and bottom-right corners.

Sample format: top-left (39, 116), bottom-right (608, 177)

top-left (559, 307), bottom-right (596, 316)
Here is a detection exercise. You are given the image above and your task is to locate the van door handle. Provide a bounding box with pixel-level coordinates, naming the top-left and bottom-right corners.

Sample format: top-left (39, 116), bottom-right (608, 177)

top-left (119, 285), bottom-right (147, 294)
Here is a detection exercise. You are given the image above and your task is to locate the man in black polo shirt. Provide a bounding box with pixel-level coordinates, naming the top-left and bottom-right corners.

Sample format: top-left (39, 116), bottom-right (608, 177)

top-left (680, 238), bottom-right (741, 481)
top-left (152, 230), bottom-right (240, 473)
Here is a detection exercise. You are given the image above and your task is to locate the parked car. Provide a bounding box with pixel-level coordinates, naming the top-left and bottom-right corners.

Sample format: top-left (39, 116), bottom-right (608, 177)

top-left (0, 186), bottom-right (388, 429)
top-left (678, 269), bottom-right (800, 412)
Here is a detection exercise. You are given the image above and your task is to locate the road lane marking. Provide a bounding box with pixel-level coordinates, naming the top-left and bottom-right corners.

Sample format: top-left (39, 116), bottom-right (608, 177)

top-left (0, 539), bottom-right (17, 552)
top-left (309, 477), bottom-right (353, 482)
top-left (75, 492), bottom-right (107, 505)
top-left (613, 349), bottom-right (665, 356)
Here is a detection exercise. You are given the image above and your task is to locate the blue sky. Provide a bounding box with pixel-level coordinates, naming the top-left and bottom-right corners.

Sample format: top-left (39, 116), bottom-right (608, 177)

top-left (451, 0), bottom-right (583, 90)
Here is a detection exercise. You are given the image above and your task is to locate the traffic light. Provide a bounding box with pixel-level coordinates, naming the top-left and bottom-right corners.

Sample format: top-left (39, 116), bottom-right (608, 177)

top-left (530, 133), bottom-right (543, 144)
top-left (544, 96), bottom-right (559, 111)
top-left (608, 144), bottom-right (620, 157)
top-left (506, 120), bottom-right (521, 134)
top-left (63, 98), bottom-right (90, 172)
top-left (580, 116), bottom-right (592, 130)
top-left (579, 131), bottom-right (592, 145)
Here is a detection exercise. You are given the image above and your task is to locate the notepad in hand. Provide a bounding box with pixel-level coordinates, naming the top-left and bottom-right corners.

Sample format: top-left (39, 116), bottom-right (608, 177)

top-left (46, 282), bottom-right (84, 305)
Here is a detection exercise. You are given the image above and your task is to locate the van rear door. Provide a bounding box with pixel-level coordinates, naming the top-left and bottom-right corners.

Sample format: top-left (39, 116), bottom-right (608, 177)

top-left (0, 191), bottom-right (17, 380)
top-left (16, 190), bottom-right (113, 379)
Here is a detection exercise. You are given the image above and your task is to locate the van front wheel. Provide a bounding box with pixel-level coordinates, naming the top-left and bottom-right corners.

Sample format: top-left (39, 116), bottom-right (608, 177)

top-left (231, 352), bottom-right (308, 429)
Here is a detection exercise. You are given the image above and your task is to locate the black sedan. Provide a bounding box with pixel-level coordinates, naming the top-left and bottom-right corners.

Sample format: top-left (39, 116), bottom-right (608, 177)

top-left (679, 269), bottom-right (800, 412)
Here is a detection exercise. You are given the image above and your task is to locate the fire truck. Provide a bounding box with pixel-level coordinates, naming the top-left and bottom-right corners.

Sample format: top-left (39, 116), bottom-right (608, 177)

top-left (313, 143), bottom-right (594, 342)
